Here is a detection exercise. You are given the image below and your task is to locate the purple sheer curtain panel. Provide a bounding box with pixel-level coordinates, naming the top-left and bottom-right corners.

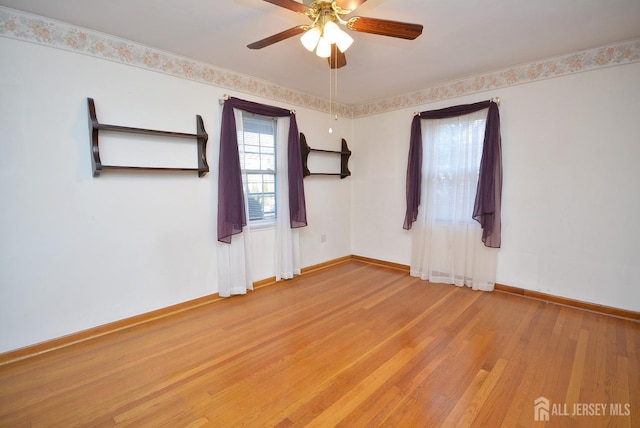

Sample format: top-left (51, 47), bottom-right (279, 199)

top-left (473, 103), bottom-right (502, 248)
top-left (218, 101), bottom-right (246, 244)
top-left (403, 100), bottom-right (502, 248)
top-left (403, 116), bottom-right (423, 230)
top-left (286, 119), bottom-right (307, 228)
top-left (217, 97), bottom-right (307, 244)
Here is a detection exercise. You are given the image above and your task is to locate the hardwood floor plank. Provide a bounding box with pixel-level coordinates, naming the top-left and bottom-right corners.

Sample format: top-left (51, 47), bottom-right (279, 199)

top-left (488, 301), bottom-right (561, 426)
top-left (565, 328), bottom-right (590, 406)
top-left (615, 356), bottom-right (631, 428)
top-left (449, 358), bottom-right (508, 426)
top-left (354, 339), bottom-right (450, 426)
top-left (262, 282), bottom-right (463, 426)
top-left (492, 300), bottom-right (568, 426)
top-left (0, 261), bottom-right (638, 427)
top-left (626, 326), bottom-right (640, 427)
top-left (439, 367), bottom-right (490, 426)
top-left (305, 335), bottom-right (434, 427)
top-left (537, 306), bottom-right (584, 407)
top-left (442, 296), bottom-right (541, 427)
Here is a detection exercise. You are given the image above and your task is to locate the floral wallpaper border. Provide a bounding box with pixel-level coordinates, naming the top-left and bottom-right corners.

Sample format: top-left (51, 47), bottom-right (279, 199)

top-left (0, 6), bottom-right (352, 118)
top-left (354, 39), bottom-right (640, 117)
top-left (1, 6), bottom-right (639, 119)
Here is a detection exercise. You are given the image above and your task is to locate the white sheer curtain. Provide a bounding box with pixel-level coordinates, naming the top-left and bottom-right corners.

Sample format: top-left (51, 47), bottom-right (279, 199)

top-left (216, 108), bottom-right (254, 297)
top-left (410, 109), bottom-right (498, 291)
top-left (274, 117), bottom-right (301, 281)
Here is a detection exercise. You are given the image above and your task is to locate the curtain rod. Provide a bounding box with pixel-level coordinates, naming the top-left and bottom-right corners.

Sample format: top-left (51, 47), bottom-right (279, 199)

top-left (413, 97), bottom-right (501, 116)
top-left (219, 94), bottom-right (296, 114)
top-left (221, 94), bottom-right (500, 114)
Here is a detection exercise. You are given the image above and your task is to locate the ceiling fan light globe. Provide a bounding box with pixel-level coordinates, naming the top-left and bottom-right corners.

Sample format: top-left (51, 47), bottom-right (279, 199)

top-left (335, 29), bottom-right (354, 53)
top-left (323, 21), bottom-right (340, 44)
top-left (300, 26), bottom-right (321, 51)
top-left (316, 37), bottom-right (331, 58)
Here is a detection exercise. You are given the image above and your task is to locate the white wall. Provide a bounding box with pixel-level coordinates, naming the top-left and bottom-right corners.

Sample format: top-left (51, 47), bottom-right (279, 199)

top-left (0, 38), bottom-right (352, 352)
top-left (351, 62), bottom-right (640, 312)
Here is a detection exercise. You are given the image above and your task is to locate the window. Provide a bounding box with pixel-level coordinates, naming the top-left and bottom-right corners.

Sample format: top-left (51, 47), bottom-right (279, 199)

top-left (239, 112), bottom-right (277, 222)
top-left (427, 113), bottom-right (486, 223)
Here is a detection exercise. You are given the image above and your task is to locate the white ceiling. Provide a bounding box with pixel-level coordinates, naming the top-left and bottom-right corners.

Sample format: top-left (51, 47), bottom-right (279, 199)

top-left (2, 0), bottom-right (640, 105)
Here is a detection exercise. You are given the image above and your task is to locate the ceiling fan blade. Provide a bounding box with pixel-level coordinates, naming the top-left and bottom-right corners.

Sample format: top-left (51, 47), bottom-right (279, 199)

top-left (328, 44), bottom-right (347, 69)
top-left (347, 16), bottom-right (423, 40)
top-left (335, 0), bottom-right (367, 12)
top-left (261, 0), bottom-right (309, 14)
top-left (247, 26), bottom-right (306, 49)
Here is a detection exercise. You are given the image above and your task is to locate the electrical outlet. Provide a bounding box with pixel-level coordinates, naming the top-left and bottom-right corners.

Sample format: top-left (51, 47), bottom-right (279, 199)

top-left (321, 233), bottom-right (327, 243)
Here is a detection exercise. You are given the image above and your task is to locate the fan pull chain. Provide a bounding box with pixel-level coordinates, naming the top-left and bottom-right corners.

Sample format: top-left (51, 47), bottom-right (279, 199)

top-left (328, 48), bottom-right (339, 134)
top-left (335, 61), bottom-right (338, 121)
top-left (328, 60), bottom-right (333, 134)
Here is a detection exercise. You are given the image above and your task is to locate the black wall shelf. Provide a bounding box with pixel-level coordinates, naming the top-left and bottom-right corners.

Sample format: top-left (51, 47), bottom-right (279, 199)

top-left (88, 98), bottom-right (209, 177)
top-left (300, 133), bottom-right (351, 179)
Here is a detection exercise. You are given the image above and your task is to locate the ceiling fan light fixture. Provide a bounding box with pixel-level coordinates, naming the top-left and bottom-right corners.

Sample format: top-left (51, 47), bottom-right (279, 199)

top-left (316, 37), bottom-right (332, 58)
top-left (248, 0), bottom-right (423, 68)
top-left (300, 26), bottom-right (321, 51)
top-left (322, 21), bottom-right (340, 44)
top-left (335, 29), bottom-right (353, 53)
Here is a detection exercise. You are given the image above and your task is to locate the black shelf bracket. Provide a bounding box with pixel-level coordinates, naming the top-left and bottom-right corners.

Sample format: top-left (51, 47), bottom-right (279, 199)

top-left (300, 133), bottom-right (351, 179)
top-left (88, 98), bottom-right (209, 177)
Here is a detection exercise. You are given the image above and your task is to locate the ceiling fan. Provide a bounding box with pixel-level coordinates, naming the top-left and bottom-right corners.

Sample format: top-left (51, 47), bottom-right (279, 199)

top-left (248, 0), bottom-right (423, 69)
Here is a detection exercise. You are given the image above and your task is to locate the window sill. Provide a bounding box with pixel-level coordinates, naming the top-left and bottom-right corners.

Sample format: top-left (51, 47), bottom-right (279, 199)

top-left (249, 219), bottom-right (276, 231)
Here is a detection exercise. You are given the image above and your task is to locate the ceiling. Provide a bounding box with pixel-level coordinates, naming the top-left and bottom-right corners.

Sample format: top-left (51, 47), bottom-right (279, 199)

top-left (2, 0), bottom-right (640, 105)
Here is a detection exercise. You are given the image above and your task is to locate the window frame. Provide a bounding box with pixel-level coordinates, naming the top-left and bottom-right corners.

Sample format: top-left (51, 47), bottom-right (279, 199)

top-left (239, 112), bottom-right (277, 227)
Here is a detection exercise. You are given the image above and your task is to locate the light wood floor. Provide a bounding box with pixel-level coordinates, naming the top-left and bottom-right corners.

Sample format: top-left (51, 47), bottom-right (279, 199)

top-left (1, 260), bottom-right (638, 427)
